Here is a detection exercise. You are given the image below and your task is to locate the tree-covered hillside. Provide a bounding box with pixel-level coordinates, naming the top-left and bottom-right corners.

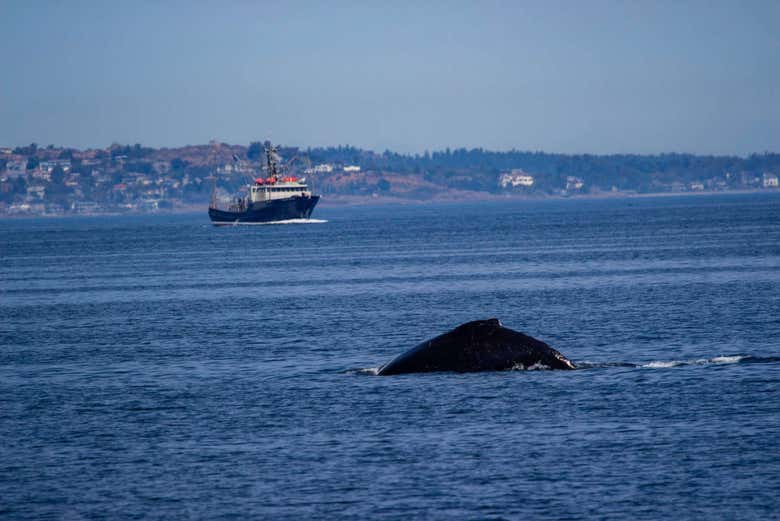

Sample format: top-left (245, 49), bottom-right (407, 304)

top-left (2, 141), bottom-right (778, 216)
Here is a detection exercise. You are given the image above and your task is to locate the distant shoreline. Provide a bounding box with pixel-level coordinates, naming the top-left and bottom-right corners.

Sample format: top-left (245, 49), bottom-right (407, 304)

top-left (317, 188), bottom-right (777, 207)
top-left (1, 188), bottom-right (777, 219)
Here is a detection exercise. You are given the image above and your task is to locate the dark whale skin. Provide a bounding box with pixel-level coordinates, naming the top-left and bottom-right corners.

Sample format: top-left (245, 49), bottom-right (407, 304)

top-left (377, 319), bottom-right (576, 375)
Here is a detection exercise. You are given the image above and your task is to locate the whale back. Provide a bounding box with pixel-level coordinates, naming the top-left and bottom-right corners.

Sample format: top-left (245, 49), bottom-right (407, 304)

top-left (377, 318), bottom-right (575, 375)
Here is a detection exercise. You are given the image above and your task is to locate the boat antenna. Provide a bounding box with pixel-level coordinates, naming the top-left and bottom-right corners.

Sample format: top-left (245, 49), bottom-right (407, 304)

top-left (265, 141), bottom-right (282, 178)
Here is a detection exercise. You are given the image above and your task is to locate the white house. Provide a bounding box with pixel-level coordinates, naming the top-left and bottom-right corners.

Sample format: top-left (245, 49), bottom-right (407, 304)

top-left (566, 176), bottom-right (584, 190)
top-left (303, 163), bottom-right (334, 174)
top-left (5, 160), bottom-right (26, 176)
top-left (499, 169), bottom-right (534, 188)
top-left (763, 172), bottom-right (779, 188)
top-left (39, 159), bottom-right (71, 173)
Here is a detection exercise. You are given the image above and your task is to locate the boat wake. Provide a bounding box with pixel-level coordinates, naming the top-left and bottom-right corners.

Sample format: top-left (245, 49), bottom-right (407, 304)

top-left (218, 218), bottom-right (328, 226)
top-left (577, 355), bottom-right (780, 370)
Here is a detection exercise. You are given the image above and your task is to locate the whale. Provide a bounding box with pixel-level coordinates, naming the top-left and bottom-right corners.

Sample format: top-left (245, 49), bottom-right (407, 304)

top-left (377, 318), bottom-right (576, 375)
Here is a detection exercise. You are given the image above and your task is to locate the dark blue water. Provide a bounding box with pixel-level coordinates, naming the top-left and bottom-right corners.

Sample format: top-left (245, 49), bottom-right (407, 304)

top-left (2, 194), bottom-right (780, 520)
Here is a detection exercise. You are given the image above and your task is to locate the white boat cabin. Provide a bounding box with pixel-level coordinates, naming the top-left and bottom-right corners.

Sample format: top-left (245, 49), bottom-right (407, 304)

top-left (249, 177), bottom-right (311, 202)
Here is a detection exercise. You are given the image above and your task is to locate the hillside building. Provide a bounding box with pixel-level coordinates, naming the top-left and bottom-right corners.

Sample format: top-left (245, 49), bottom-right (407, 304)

top-left (39, 160), bottom-right (71, 173)
top-left (304, 163), bottom-right (334, 174)
top-left (566, 176), bottom-right (584, 190)
top-left (499, 169), bottom-right (534, 188)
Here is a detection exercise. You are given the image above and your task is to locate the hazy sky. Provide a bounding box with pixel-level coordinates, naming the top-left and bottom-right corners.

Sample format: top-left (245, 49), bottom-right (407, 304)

top-left (1, 1), bottom-right (778, 155)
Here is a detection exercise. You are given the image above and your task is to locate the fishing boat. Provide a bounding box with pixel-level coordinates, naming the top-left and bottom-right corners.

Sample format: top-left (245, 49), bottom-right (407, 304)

top-left (208, 144), bottom-right (319, 225)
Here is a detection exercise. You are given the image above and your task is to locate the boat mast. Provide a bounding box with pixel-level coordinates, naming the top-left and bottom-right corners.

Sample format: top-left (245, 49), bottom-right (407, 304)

top-left (265, 142), bottom-right (282, 179)
top-left (208, 140), bottom-right (219, 209)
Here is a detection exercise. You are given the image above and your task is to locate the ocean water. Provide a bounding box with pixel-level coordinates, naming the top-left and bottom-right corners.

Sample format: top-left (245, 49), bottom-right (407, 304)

top-left (1, 194), bottom-right (779, 520)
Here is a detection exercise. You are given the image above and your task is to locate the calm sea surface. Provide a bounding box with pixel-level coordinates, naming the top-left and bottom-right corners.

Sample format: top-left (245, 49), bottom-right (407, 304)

top-left (2, 194), bottom-right (780, 520)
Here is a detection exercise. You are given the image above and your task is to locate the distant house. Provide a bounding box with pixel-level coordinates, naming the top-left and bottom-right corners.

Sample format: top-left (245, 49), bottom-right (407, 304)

top-left (71, 201), bottom-right (103, 214)
top-left (9, 203), bottom-right (32, 213)
top-left (689, 181), bottom-right (705, 191)
top-left (39, 159), bottom-right (71, 173)
top-left (31, 169), bottom-right (52, 182)
top-left (153, 161), bottom-right (170, 174)
top-left (499, 169), bottom-right (534, 188)
top-left (763, 172), bottom-right (779, 188)
top-left (217, 163), bottom-right (237, 174)
top-left (138, 199), bottom-right (160, 211)
top-left (304, 163), bottom-right (334, 174)
top-left (218, 160), bottom-right (256, 174)
top-left (741, 172), bottom-right (761, 186)
top-left (343, 165), bottom-right (361, 173)
top-left (27, 185), bottom-right (46, 198)
top-left (5, 160), bottom-right (26, 177)
top-left (566, 176), bottom-right (584, 191)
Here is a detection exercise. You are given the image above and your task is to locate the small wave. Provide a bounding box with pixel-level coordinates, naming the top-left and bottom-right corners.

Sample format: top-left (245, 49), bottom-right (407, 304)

top-left (643, 360), bottom-right (686, 368)
top-left (510, 362), bottom-right (551, 371)
top-left (710, 355), bottom-right (745, 364)
top-left (575, 361), bottom-right (638, 369)
top-left (349, 367), bottom-right (380, 376)
top-left (641, 355), bottom-right (752, 369)
top-left (578, 355), bottom-right (780, 370)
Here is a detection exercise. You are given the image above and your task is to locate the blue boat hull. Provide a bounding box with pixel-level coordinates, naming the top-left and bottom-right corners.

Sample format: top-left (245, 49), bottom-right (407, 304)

top-left (208, 195), bottom-right (320, 224)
